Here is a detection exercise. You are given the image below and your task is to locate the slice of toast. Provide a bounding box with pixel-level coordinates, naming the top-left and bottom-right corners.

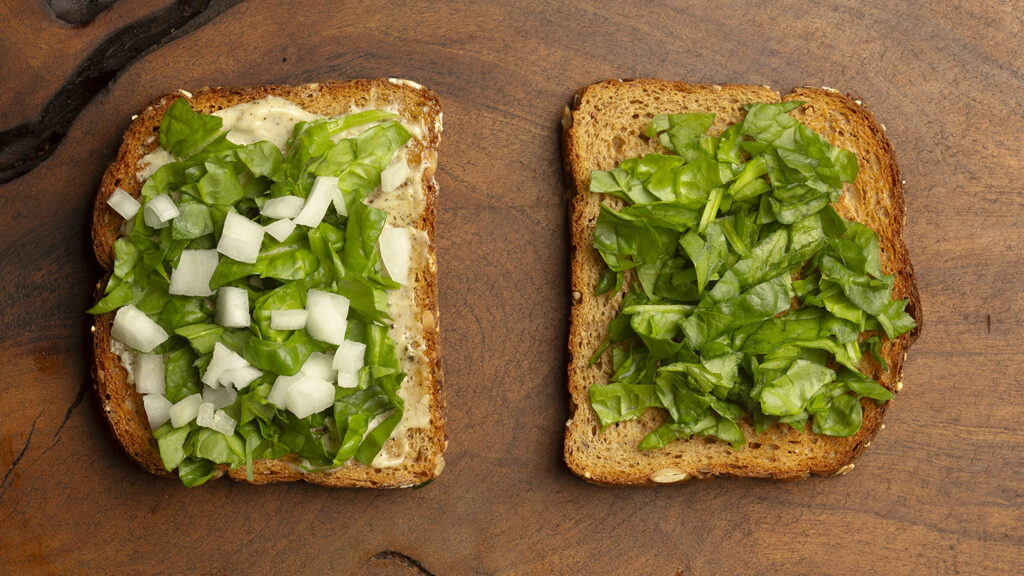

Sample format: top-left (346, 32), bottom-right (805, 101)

top-left (91, 79), bottom-right (446, 487)
top-left (563, 79), bottom-right (921, 484)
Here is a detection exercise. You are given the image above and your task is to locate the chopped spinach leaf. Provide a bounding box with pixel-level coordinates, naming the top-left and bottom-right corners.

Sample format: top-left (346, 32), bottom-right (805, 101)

top-left (587, 104), bottom-right (913, 451)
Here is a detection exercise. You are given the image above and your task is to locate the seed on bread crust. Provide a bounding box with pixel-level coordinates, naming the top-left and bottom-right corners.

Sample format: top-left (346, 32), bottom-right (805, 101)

top-left (650, 468), bottom-right (693, 483)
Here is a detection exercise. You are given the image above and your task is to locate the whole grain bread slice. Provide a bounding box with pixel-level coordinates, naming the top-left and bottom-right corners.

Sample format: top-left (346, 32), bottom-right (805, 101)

top-left (91, 79), bottom-right (446, 487)
top-left (563, 79), bottom-right (921, 485)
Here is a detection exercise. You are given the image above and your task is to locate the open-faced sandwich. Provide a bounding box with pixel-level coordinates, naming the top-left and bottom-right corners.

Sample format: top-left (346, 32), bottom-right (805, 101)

top-left (563, 79), bottom-right (920, 484)
top-left (90, 79), bottom-right (446, 487)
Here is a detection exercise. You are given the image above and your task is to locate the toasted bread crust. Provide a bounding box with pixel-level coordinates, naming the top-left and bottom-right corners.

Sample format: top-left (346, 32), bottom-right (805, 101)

top-left (91, 79), bottom-right (446, 487)
top-left (563, 79), bottom-right (921, 485)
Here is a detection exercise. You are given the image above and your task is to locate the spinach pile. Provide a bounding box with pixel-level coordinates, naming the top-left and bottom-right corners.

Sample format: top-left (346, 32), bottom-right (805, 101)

top-left (90, 99), bottom-right (412, 486)
top-left (587, 102), bottom-right (915, 450)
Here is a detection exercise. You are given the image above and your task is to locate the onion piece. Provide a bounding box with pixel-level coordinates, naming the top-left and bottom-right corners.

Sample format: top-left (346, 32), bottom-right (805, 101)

top-left (196, 401), bottom-right (216, 428)
top-left (379, 226), bottom-right (411, 285)
top-left (201, 342), bottom-right (249, 388)
top-left (169, 393), bottom-right (203, 428)
top-left (221, 365), bottom-right (261, 390)
top-left (380, 158), bottom-right (410, 192)
top-left (143, 194), bottom-right (179, 229)
top-left (194, 402), bottom-right (236, 436)
top-left (332, 188), bottom-right (347, 216)
top-left (305, 289), bottom-right (350, 345)
top-left (293, 176), bottom-right (337, 228)
top-left (264, 218), bottom-right (296, 242)
top-left (134, 353), bottom-right (166, 395)
top-left (217, 211), bottom-right (265, 263)
top-left (107, 187), bottom-right (141, 220)
top-left (143, 394), bottom-right (172, 430)
top-left (215, 286), bottom-right (250, 328)
top-left (268, 373), bottom-right (302, 409)
top-left (202, 385), bottom-right (237, 409)
top-left (301, 352), bottom-right (337, 382)
top-left (337, 372), bottom-right (358, 389)
top-left (111, 305), bottom-right (168, 353)
top-left (168, 249), bottom-right (218, 297)
top-left (285, 376), bottom-right (335, 419)
top-left (332, 340), bottom-right (366, 375)
top-left (270, 309), bottom-right (308, 331)
top-left (210, 409), bottom-right (236, 436)
top-left (260, 195), bottom-right (305, 219)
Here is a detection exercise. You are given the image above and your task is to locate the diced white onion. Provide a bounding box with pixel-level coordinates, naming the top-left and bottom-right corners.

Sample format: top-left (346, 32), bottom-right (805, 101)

top-left (268, 373), bottom-right (302, 409)
top-left (143, 194), bottom-right (179, 229)
top-left (293, 176), bottom-right (337, 228)
top-left (210, 409), bottom-right (236, 436)
top-left (168, 393), bottom-right (203, 428)
top-left (332, 340), bottom-right (366, 375)
top-left (107, 187), bottom-right (141, 220)
top-left (380, 158), bottom-right (410, 192)
top-left (196, 401), bottom-right (216, 428)
top-left (202, 385), bottom-right (237, 409)
top-left (264, 218), bottom-right (296, 242)
top-left (379, 226), bottom-right (411, 285)
top-left (201, 342), bottom-right (249, 388)
top-left (285, 376), bottom-right (335, 419)
top-left (217, 211), bottom-right (265, 263)
top-left (337, 372), bottom-right (359, 389)
top-left (134, 353), bottom-right (166, 395)
top-left (215, 286), bottom-right (250, 328)
top-left (304, 289), bottom-right (350, 345)
top-left (221, 365), bottom-right (261, 390)
top-left (332, 188), bottom-right (347, 216)
top-left (301, 352), bottom-right (337, 382)
top-left (270, 309), bottom-right (308, 331)
top-left (194, 402), bottom-right (236, 435)
top-left (143, 394), bottom-right (172, 430)
top-left (168, 249), bottom-right (218, 297)
top-left (111, 305), bottom-right (168, 353)
top-left (260, 195), bottom-right (305, 219)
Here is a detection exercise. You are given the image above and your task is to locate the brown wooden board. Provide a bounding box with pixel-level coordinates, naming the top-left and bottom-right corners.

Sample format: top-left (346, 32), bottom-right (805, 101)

top-left (0, 1), bottom-right (1021, 573)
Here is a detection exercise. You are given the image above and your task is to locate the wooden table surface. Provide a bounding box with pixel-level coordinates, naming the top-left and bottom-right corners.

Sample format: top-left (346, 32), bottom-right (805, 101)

top-left (1, 1), bottom-right (1021, 574)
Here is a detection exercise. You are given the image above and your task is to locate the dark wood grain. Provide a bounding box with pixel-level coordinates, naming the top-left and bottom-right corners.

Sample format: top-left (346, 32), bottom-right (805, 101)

top-left (0, 0), bottom-right (170, 131)
top-left (0, 0), bottom-right (245, 181)
top-left (0, 0), bottom-right (1021, 574)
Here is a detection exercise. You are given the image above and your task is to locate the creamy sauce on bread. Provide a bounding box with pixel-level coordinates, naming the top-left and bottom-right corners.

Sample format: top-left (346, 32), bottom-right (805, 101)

top-left (119, 95), bottom-right (432, 469)
top-left (212, 97), bottom-right (319, 149)
top-left (137, 147), bottom-right (174, 181)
